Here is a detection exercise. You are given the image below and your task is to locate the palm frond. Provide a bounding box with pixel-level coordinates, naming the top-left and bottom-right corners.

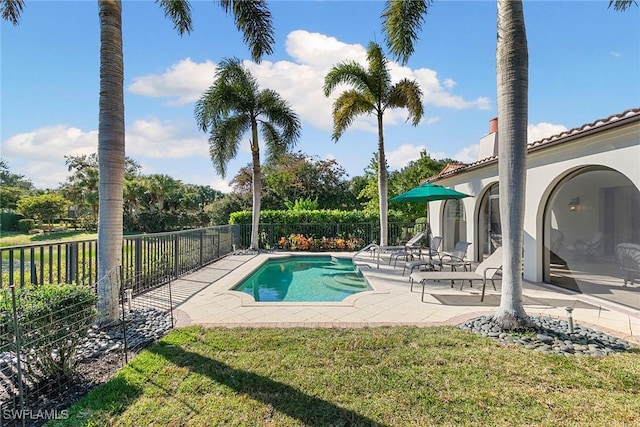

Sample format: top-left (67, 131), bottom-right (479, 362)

top-left (331, 90), bottom-right (375, 141)
top-left (386, 79), bottom-right (424, 126)
top-left (156, 0), bottom-right (193, 35)
top-left (323, 62), bottom-right (371, 97)
top-left (209, 115), bottom-right (249, 177)
top-left (259, 122), bottom-right (285, 162)
top-left (220, 0), bottom-right (275, 62)
top-left (382, 0), bottom-right (431, 65)
top-left (0, 0), bottom-right (24, 25)
top-left (365, 42), bottom-right (392, 102)
top-left (257, 89), bottom-right (301, 146)
top-left (609, 0), bottom-right (638, 11)
top-left (1, 0), bottom-right (25, 25)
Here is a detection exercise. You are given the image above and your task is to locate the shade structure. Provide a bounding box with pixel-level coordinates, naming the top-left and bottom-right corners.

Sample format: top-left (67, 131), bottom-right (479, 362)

top-left (389, 182), bottom-right (471, 204)
top-left (390, 182), bottom-right (471, 225)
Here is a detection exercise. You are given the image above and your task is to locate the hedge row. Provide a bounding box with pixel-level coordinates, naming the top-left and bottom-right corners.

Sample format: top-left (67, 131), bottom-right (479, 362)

top-left (229, 209), bottom-right (406, 224)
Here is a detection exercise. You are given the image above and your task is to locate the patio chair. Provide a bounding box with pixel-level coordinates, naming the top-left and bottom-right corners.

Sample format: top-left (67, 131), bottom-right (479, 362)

top-left (390, 234), bottom-right (442, 269)
top-left (374, 231), bottom-right (427, 265)
top-left (615, 243), bottom-right (640, 286)
top-left (409, 247), bottom-right (503, 302)
top-left (431, 241), bottom-right (472, 271)
top-left (401, 236), bottom-right (443, 275)
top-left (567, 231), bottom-right (604, 260)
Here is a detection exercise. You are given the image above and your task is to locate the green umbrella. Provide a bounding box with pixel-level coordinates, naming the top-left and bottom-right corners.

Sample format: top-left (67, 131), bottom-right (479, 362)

top-left (390, 182), bottom-right (471, 223)
top-left (390, 182), bottom-right (471, 203)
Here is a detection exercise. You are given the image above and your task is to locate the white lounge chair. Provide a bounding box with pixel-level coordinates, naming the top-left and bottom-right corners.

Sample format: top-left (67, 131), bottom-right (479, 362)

top-left (409, 247), bottom-right (503, 302)
top-left (372, 231), bottom-right (427, 264)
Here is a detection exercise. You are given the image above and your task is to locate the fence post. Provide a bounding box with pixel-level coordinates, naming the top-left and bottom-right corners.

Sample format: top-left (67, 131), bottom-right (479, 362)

top-left (173, 234), bottom-right (179, 278)
top-left (10, 285), bottom-right (26, 421)
top-left (66, 242), bottom-right (78, 284)
top-left (135, 237), bottom-right (143, 281)
top-left (199, 229), bottom-right (204, 268)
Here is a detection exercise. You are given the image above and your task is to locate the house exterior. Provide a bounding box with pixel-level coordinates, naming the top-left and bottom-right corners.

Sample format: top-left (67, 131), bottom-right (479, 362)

top-left (426, 108), bottom-right (640, 311)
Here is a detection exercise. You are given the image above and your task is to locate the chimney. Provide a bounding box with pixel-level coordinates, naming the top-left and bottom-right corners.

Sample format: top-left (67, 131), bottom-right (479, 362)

top-left (489, 117), bottom-right (498, 134)
top-left (477, 117), bottom-right (498, 160)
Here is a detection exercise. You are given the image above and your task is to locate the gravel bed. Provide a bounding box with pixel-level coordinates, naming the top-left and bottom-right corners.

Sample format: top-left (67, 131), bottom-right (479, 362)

top-left (458, 315), bottom-right (637, 356)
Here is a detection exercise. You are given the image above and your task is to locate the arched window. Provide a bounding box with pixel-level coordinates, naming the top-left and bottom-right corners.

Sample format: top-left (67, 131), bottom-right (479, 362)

top-left (442, 199), bottom-right (466, 252)
top-left (544, 167), bottom-right (640, 309)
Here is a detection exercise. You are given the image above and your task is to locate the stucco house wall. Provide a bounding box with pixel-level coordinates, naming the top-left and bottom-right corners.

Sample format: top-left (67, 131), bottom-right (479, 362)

top-left (426, 108), bottom-right (640, 285)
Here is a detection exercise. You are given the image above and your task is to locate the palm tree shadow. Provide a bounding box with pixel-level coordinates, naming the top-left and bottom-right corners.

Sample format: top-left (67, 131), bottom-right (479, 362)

top-left (148, 342), bottom-right (384, 426)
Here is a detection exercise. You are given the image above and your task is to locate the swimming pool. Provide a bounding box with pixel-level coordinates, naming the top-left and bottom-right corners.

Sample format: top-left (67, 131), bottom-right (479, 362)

top-left (233, 255), bottom-right (372, 302)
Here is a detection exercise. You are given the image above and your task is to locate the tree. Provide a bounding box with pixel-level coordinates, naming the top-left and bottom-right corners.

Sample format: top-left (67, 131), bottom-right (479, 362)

top-left (381, 0), bottom-right (635, 330)
top-left (17, 193), bottom-right (69, 228)
top-left (323, 41), bottom-right (423, 246)
top-left (2, 0), bottom-right (275, 322)
top-left (389, 150), bottom-right (449, 220)
top-left (195, 58), bottom-right (301, 250)
top-left (0, 158), bottom-right (33, 211)
top-left (382, 0), bottom-right (531, 329)
top-left (492, 0), bottom-right (530, 329)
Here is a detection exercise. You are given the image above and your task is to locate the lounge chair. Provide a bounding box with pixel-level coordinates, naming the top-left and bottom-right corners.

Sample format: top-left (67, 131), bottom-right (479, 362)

top-left (372, 231), bottom-right (426, 264)
top-left (401, 236), bottom-right (443, 275)
top-left (567, 232), bottom-right (604, 260)
top-left (409, 247), bottom-right (503, 302)
top-left (411, 240), bottom-right (472, 273)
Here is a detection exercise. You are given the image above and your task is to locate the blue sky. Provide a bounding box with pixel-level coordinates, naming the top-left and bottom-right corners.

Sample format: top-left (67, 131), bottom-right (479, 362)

top-left (2, 0), bottom-right (639, 191)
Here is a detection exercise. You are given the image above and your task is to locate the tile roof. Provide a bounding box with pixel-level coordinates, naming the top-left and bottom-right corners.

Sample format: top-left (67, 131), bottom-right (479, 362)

top-left (429, 107), bottom-right (640, 182)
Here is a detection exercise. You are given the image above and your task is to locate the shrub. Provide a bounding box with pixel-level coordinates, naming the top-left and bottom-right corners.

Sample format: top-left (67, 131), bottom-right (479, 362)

top-left (0, 212), bottom-right (25, 231)
top-left (278, 234), bottom-right (363, 251)
top-left (18, 218), bottom-right (35, 233)
top-left (1, 284), bottom-right (98, 379)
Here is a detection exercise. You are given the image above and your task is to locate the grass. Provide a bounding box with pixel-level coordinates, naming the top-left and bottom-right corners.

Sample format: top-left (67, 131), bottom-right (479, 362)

top-left (53, 326), bottom-right (640, 426)
top-left (0, 230), bottom-right (97, 247)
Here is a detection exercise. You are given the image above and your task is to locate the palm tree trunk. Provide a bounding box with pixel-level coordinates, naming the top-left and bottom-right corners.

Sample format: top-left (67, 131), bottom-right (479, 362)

top-left (250, 120), bottom-right (262, 251)
top-left (97, 0), bottom-right (125, 323)
top-left (493, 0), bottom-right (531, 330)
top-left (377, 112), bottom-right (388, 247)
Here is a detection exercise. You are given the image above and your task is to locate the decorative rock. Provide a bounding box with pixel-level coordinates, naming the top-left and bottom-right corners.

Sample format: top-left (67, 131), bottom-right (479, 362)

top-left (457, 315), bottom-right (637, 357)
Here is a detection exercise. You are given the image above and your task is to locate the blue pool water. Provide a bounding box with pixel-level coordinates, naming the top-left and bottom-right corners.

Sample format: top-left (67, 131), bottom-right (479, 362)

top-left (233, 256), bottom-right (371, 302)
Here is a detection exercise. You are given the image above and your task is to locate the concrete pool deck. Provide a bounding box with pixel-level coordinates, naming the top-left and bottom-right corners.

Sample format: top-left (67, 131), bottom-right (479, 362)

top-left (171, 251), bottom-right (640, 344)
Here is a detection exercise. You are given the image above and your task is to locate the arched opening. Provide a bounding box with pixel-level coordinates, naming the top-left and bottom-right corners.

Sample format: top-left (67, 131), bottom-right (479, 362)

top-left (477, 183), bottom-right (500, 259)
top-left (442, 199), bottom-right (467, 252)
top-left (543, 167), bottom-right (640, 309)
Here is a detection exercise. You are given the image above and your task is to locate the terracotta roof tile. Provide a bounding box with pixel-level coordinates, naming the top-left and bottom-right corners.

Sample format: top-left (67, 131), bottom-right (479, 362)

top-left (429, 107), bottom-right (640, 182)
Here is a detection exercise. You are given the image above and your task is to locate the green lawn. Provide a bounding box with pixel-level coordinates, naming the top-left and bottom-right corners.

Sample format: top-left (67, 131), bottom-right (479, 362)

top-left (0, 230), bottom-right (97, 248)
top-left (54, 326), bottom-right (640, 426)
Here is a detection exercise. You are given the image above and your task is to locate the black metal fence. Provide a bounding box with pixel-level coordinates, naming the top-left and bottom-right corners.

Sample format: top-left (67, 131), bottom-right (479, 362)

top-left (0, 266), bottom-right (177, 426)
top-left (1, 225), bottom-right (238, 289)
top-left (0, 220), bottom-right (427, 425)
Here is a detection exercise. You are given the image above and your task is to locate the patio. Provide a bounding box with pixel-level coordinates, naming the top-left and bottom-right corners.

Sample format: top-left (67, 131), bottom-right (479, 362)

top-left (172, 251), bottom-right (640, 344)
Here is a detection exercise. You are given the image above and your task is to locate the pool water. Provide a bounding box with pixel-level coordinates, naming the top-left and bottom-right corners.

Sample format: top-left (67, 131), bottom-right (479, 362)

top-left (233, 256), bottom-right (371, 302)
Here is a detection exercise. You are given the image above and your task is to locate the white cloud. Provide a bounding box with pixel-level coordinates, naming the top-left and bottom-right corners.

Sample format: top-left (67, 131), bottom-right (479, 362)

top-left (527, 122), bottom-right (568, 144)
top-left (387, 144), bottom-right (427, 169)
top-left (2, 125), bottom-right (97, 160)
top-left (610, 51), bottom-right (621, 58)
top-left (2, 125), bottom-right (98, 188)
top-left (128, 30), bottom-right (491, 134)
top-left (210, 178), bottom-right (233, 193)
top-left (1, 120), bottom-right (211, 188)
top-left (128, 58), bottom-right (217, 105)
top-left (126, 117), bottom-right (208, 158)
top-left (453, 144), bottom-right (480, 164)
top-left (424, 116), bottom-right (442, 126)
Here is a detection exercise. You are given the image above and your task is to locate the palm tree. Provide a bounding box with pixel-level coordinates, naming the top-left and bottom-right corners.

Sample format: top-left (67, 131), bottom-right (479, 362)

top-left (381, 0), bottom-right (635, 330)
top-left (2, 0), bottom-right (275, 323)
top-left (194, 58), bottom-right (301, 250)
top-left (323, 41), bottom-right (423, 247)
